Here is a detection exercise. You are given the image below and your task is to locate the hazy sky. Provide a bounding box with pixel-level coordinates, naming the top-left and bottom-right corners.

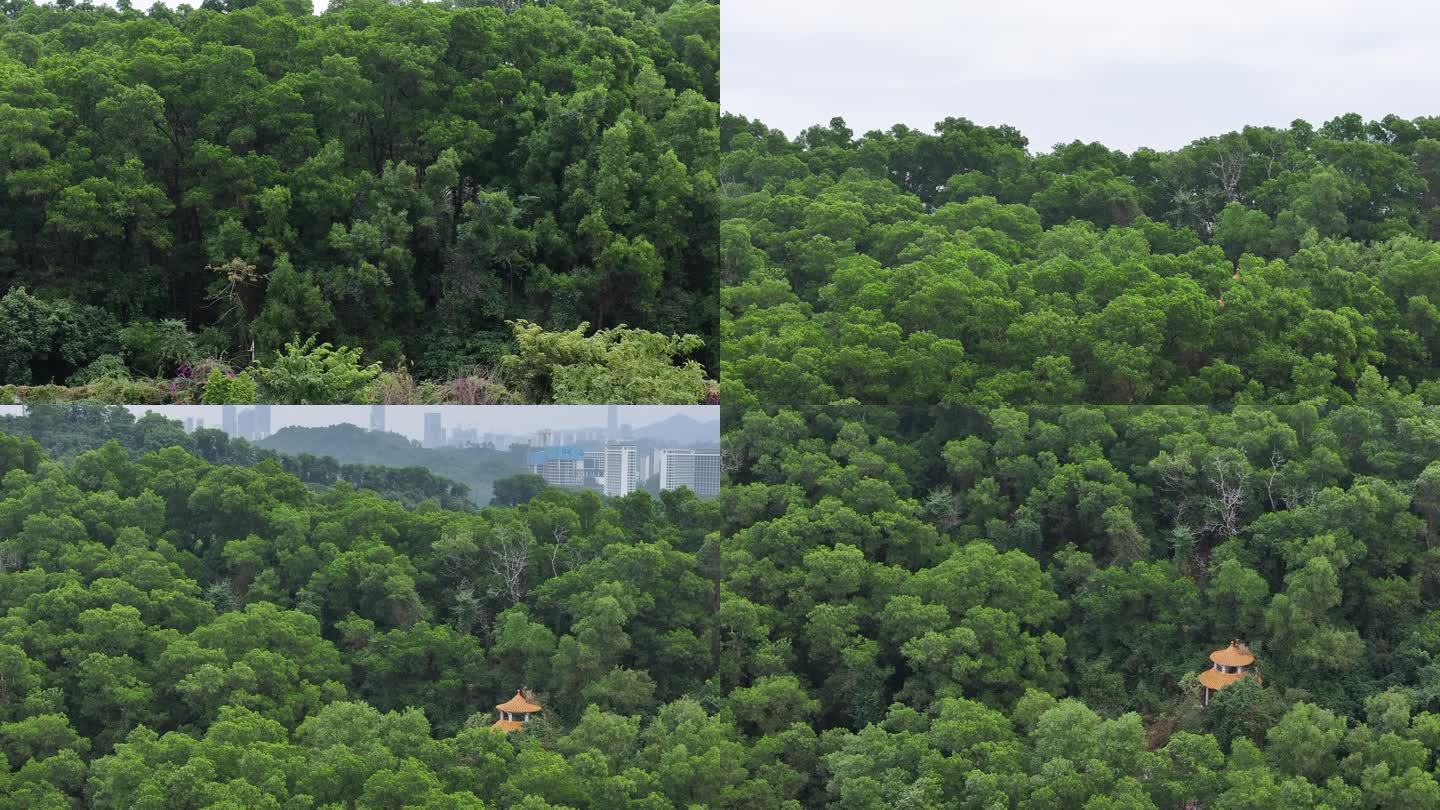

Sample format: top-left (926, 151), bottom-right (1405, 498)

top-left (722, 0), bottom-right (1440, 153)
top-left (0, 405), bottom-right (718, 444)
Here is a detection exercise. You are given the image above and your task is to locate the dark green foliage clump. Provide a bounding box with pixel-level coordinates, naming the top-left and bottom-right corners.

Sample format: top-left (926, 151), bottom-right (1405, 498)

top-left (721, 112), bottom-right (1440, 406)
top-left (0, 0), bottom-right (719, 385)
top-left (712, 396), bottom-right (1440, 806)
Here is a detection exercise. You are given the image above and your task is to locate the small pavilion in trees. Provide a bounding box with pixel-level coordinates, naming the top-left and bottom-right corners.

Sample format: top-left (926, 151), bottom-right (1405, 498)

top-left (1199, 641), bottom-right (1258, 706)
top-left (491, 689), bottom-right (542, 733)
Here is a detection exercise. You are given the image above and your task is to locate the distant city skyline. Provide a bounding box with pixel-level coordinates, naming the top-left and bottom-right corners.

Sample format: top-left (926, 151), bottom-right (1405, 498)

top-left (0, 405), bottom-right (717, 446)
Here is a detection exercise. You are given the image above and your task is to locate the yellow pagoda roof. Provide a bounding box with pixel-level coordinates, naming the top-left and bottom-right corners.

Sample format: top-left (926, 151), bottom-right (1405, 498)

top-left (1210, 641), bottom-right (1255, 667)
top-left (490, 719), bottom-right (524, 733)
top-left (496, 690), bottom-right (541, 714)
top-left (1199, 668), bottom-right (1244, 691)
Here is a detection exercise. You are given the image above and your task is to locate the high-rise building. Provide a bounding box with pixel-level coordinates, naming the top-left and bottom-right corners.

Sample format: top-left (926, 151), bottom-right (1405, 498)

top-left (658, 448), bottom-right (721, 498)
top-left (370, 405), bottom-right (386, 433)
top-left (693, 449), bottom-right (721, 498)
top-left (658, 449), bottom-right (689, 492)
top-left (528, 445), bottom-right (586, 487)
top-left (423, 412), bottom-right (444, 448)
top-left (254, 404), bottom-right (272, 440)
top-left (607, 405), bottom-right (619, 442)
top-left (583, 451), bottom-right (606, 489)
top-left (183, 417), bottom-right (195, 433)
top-left (222, 405), bottom-right (238, 438)
top-left (237, 408), bottom-right (256, 441)
top-left (603, 443), bottom-right (638, 497)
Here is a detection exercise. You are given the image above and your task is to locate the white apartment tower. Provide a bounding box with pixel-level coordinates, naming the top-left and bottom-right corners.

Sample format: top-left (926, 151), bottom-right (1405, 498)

top-left (658, 448), bottom-right (721, 498)
top-left (603, 443), bottom-right (639, 497)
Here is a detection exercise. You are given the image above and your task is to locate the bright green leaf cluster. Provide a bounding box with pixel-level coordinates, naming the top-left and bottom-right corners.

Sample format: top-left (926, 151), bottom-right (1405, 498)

top-left (247, 336), bottom-right (381, 404)
top-left (503, 320), bottom-right (711, 404)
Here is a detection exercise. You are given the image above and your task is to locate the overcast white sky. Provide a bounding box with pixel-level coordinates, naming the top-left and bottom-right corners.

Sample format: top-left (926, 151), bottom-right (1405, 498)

top-left (722, 0), bottom-right (1440, 153)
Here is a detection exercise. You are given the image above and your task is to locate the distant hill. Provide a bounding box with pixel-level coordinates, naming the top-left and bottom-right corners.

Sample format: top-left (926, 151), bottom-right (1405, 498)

top-left (258, 424), bottom-right (526, 505)
top-left (632, 413), bottom-right (720, 446)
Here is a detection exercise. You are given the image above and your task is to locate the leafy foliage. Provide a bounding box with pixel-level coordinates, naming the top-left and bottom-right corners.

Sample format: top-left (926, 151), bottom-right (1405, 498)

top-left (503, 320), bottom-right (711, 404)
top-left (200, 368), bottom-right (259, 405)
top-left (722, 113), bottom-right (1440, 406)
top-left (0, 0), bottom-right (719, 385)
top-left (0, 407), bottom-right (743, 806)
top-left (4, 323), bottom-right (712, 405)
top-left (248, 336), bottom-right (382, 404)
top-left (714, 395), bottom-right (1440, 806)
top-left (0, 288), bottom-right (117, 386)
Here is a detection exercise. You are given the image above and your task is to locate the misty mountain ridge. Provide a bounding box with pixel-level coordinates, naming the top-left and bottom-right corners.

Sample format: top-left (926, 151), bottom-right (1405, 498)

top-left (630, 413), bottom-right (720, 445)
top-left (257, 424), bottom-right (525, 504)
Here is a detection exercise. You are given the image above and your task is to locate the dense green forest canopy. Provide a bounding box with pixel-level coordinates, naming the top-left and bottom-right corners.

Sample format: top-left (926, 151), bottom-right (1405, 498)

top-left (721, 112), bottom-right (1440, 407)
top-left (714, 393), bottom-right (1440, 807)
top-left (0, 0), bottom-right (719, 386)
top-left (0, 409), bottom-right (747, 807)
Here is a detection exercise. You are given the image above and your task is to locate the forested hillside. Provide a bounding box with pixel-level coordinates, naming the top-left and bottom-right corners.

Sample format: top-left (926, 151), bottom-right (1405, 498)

top-left (714, 395), bottom-right (1440, 807)
top-left (0, 0), bottom-right (719, 388)
top-left (258, 423), bottom-right (524, 504)
top-left (721, 113), bottom-right (1440, 407)
top-left (0, 414), bottom-right (749, 807)
top-left (0, 405), bottom-right (480, 508)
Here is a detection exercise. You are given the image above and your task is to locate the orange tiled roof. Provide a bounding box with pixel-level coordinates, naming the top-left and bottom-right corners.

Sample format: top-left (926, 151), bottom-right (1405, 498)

top-left (1199, 668), bottom-right (1245, 691)
top-left (1210, 642), bottom-right (1255, 667)
top-left (491, 719), bottom-right (524, 733)
top-left (496, 690), bottom-right (541, 714)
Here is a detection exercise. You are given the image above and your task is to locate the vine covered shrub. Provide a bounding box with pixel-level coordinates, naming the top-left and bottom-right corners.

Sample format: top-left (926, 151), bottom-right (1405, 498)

top-left (67, 355), bottom-right (130, 386)
top-left (201, 370), bottom-right (258, 405)
top-left (249, 337), bottom-right (382, 404)
top-left (502, 321), bottom-right (711, 404)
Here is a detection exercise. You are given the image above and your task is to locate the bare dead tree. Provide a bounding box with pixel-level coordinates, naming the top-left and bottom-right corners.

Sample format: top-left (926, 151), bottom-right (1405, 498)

top-left (547, 525), bottom-right (568, 578)
top-left (1280, 484), bottom-right (1320, 511)
top-left (1209, 141), bottom-right (1248, 202)
top-left (1202, 454), bottom-right (1250, 539)
top-left (488, 526), bottom-right (532, 605)
top-left (1260, 137), bottom-right (1295, 180)
top-left (1264, 450), bottom-right (1286, 511)
top-left (546, 525), bottom-right (590, 577)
